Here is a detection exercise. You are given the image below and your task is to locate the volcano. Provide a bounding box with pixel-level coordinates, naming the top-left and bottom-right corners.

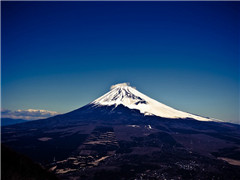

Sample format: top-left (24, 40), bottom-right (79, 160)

top-left (2, 83), bottom-right (240, 180)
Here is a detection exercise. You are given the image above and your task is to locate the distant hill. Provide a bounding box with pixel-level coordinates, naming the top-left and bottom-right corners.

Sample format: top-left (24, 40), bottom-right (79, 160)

top-left (1, 118), bottom-right (28, 126)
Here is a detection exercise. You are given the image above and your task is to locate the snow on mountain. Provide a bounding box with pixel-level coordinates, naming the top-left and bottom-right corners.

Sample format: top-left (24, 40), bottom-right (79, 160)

top-left (91, 83), bottom-right (212, 121)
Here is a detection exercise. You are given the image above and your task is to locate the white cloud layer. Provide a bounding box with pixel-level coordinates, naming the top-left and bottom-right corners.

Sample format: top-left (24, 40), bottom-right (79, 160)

top-left (1, 108), bottom-right (59, 120)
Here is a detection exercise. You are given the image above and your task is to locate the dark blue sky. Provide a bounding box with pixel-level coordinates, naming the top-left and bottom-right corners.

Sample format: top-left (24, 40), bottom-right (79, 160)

top-left (2, 2), bottom-right (239, 123)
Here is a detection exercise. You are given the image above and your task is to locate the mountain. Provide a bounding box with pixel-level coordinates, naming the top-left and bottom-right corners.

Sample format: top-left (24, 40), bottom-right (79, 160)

top-left (2, 83), bottom-right (240, 180)
top-left (1, 118), bottom-right (28, 126)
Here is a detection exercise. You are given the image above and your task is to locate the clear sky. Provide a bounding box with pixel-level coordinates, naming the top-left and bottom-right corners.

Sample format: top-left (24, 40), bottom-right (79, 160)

top-left (2, 2), bottom-right (239, 123)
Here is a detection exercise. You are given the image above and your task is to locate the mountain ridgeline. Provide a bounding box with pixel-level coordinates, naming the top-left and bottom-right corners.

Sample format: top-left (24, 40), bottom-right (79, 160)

top-left (2, 83), bottom-right (240, 180)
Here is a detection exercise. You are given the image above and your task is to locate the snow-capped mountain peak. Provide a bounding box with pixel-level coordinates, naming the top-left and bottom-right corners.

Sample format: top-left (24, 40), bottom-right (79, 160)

top-left (91, 83), bottom-right (212, 121)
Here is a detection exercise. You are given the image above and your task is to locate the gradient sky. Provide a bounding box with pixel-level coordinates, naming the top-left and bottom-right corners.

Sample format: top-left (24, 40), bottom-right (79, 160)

top-left (2, 2), bottom-right (239, 123)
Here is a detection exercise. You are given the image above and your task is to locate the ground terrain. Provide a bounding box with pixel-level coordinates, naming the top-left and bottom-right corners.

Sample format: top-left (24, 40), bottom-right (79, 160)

top-left (2, 105), bottom-right (240, 179)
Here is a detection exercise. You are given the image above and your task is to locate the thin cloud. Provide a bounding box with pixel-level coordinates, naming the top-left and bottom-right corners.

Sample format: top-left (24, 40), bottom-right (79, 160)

top-left (1, 108), bottom-right (59, 120)
top-left (110, 82), bottom-right (136, 90)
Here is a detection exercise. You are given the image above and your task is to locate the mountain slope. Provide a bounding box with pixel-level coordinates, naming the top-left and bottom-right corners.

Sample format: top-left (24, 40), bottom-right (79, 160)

top-left (1, 144), bottom-right (59, 180)
top-left (92, 83), bottom-right (212, 121)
